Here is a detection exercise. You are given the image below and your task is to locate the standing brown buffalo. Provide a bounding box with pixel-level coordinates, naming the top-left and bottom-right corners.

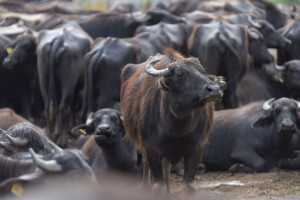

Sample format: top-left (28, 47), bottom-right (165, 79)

top-left (120, 49), bottom-right (224, 193)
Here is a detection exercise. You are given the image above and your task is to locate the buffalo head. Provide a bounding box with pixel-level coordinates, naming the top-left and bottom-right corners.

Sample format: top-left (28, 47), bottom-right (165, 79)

top-left (2, 34), bottom-right (37, 69)
top-left (0, 122), bottom-right (51, 154)
top-left (247, 28), bottom-right (274, 64)
top-left (72, 109), bottom-right (124, 148)
top-left (145, 52), bottom-right (224, 117)
top-left (30, 140), bottom-right (97, 183)
top-left (248, 16), bottom-right (291, 48)
top-left (253, 98), bottom-right (300, 135)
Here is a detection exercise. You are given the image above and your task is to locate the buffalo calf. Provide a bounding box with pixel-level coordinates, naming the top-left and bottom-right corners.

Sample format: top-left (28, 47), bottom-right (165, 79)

top-left (72, 109), bottom-right (138, 174)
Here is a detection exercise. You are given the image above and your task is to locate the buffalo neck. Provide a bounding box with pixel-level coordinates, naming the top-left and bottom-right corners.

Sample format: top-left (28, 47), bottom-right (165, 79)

top-left (160, 92), bottom-right (202, 135)
top-left (100, 139), bottom-right (136, 172)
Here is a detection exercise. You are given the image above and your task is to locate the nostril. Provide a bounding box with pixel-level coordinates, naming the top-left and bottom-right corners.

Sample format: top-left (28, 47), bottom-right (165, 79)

top-left (282, 122), bottom-right (294, 128)
top-left (206, 86), bottom-right (213, 93)
top-left (98, 124), bottom-right (111, 132)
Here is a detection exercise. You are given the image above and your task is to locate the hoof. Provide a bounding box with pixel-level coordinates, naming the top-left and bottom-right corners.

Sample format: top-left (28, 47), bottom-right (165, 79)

top-left (182, 183), bottom-right (196, 196)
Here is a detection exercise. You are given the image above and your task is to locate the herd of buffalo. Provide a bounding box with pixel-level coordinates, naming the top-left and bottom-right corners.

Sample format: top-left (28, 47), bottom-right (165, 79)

top-left (1, 0), bottom-right (300, 198)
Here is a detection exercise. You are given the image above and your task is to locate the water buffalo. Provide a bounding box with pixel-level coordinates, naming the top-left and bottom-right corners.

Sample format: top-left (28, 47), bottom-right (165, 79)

top-left (78, 8), bottom-right (186, 39)
top-left (237, 61), bottom-right (300, 106)
top-left (188, 20), bottom-right (249, 108)
top-left (81, 32), bottom-right (169, 117)
top-left (277, 20), bottom-right (300, 65)
top-left (0, 141), bottom-right (97, 195)
top-left (2, 34), bottom-right (43, 118)
top-left (135, 22), bottom-right (188, 55)
top-left (120, 50), bottom-right (224, 193)
top-left (72, 109), bottom-right (137, 174)
top-left (37, 21), bottom-right (93, 147)
top-left (226, 14), bottom-right (291, 48)
top-left (203, 98), bottom-right (300, 172)
top-left (0, 122), bottom-right (50, 156)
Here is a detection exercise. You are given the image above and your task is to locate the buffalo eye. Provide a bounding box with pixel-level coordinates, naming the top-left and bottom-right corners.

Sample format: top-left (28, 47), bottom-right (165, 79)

top-left (291, 107), bottom-right (298, 113)
top-left (111, 116), bottom-right (118, 122)
top-left (175, 70), bottom-right (185, 79)
top-left (274, 108), bottom-right (281, 114)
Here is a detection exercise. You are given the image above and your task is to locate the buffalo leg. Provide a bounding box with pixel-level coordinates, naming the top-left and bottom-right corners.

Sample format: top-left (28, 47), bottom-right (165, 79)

top-left (183, 151), bottom-right (201, 194)
top-left (278, 154), bottom-right (300, 170)
top-left (146, 151), bottom-right (163, 193)
top-left (231, 149), bottom-right (269, 172)
top-left (141, 154), bottom-right (151, 188)
top-left (162, 157), bottom-right (171, 193)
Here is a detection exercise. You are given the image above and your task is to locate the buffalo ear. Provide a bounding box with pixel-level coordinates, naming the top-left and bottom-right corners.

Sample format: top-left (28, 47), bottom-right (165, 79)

top-left (71, 124), bottom-right (89, 136)
top-left (209, 75), bottom-right (227, 91)
top-left (252, 114), bottom-right (274, 128)
top-left (157, 77), bottom-right (169, 91)
top-left (117, 113), bottom-right (125, 137)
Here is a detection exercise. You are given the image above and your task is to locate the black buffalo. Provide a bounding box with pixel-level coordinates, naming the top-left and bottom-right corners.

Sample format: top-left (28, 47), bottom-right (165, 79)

top-left (277, 20), bottom-right (300, 65)
top-left (250, 0), bottom-right (289, 29)
top-left (72, 109), bottom-right (137, 174)
top-left (81, 32), bottom-right (169, 117)
top-left (226, 14), bottom-right (291, 48)
top-left (78, 9), bottom-right (185, 39)
top-left (135, 22), bottom-right (188, 55)
top-left (0, 122), bottom-right (51, 156)
top-left (203, 98), bottom-right (300, 172)
top-left (121, 50), bottom-right (224, 193)
top-left (237, 61), bottom-right (300, 106)
top-left (37, 22), bottom-right (92, 147)
top-left (188, 20), bottom-right (249, 108)
top-left (2, 34), bottom-right (43, 118)
top-left (0, 141), bottom-right (97, 195)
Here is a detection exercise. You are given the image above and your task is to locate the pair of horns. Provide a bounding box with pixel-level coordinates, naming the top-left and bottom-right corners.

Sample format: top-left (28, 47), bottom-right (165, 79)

top-left (263, 98), bottom-right (300, 111)
top-left (146, 54), bottom-right (170, 77)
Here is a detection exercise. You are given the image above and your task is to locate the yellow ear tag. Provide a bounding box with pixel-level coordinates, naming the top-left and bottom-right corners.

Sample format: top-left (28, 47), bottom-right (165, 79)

top-left (11, 183), bottom-right (23, 197)
top-left (278, 77), bottom-right (284, 83)
top-left (79, 129), bottom-right (87, 135)
top-left (6, 47), bottom-right (13, 55)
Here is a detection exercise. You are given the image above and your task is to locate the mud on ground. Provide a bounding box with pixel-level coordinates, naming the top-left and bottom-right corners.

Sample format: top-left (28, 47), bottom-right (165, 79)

top-left (170, 168), bottom-right (300, 200)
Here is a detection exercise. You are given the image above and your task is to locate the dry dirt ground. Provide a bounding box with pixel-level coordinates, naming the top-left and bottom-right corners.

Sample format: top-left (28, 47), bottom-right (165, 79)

top-left (170, 168), bottom-right (300, 200)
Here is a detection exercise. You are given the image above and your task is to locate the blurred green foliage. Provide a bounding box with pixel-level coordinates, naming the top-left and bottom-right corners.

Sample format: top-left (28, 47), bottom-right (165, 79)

top-left (267, 0), bottom-right (300, 4)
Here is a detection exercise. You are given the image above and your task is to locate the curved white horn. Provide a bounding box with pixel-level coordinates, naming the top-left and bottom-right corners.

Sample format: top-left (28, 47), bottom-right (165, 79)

top-left (248, 16), bottom-right (262, 28)
top-left (86, 112), bottom-right (94, 125)
top-left (0, 128), bottom-right (7, 134)
top-left (5, 134), bottom-right (29, 146)
top-left (274, 64), bottom-right (285, 71)
top-left (247, 29), bottom-right (261, 40)
top-left (263, 98), bottom-right (275, 111)
top-left (29, 148), bottom-right (63, 173)
top-left (293, 99), bottom-right (300, 110)
top-left (146, 54), bottom-right (169, 77)
top-left (130, 11), bottom-right (150, 23)
top-left (48, 140), bottom-right (63, 152)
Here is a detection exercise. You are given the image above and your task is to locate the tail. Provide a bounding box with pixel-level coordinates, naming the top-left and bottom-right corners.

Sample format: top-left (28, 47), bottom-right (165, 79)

top-left (217, 31), bottom-right (240, 65)
top-left (49, 36), bottom-right (63, 135)
top-left (87, 50), bottom-right (102, 114)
